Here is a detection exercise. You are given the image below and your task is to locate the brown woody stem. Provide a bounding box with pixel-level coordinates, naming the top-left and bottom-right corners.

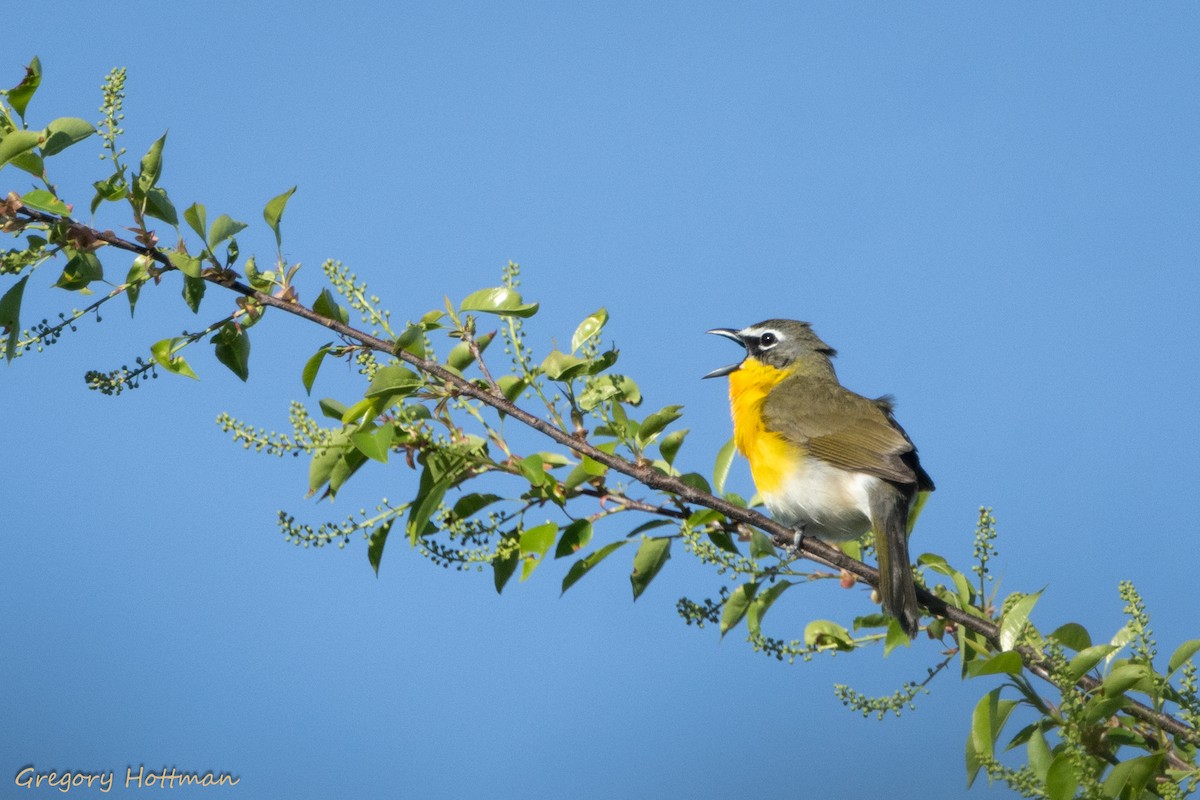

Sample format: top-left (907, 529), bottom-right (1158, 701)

top-left (11, 205), bottom-right (1198, 748)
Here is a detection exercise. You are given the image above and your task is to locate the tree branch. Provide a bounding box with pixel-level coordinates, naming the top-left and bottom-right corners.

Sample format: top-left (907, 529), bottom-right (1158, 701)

top-left (11, 205), bottom-right (1198, 748)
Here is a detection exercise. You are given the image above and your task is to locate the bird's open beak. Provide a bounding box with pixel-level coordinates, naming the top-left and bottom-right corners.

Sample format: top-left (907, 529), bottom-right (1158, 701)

top-left (703, 328), bottom-right (745, 379)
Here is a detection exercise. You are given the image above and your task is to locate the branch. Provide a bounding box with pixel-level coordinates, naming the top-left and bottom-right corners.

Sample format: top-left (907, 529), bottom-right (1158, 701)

top-left (11, 205), bottom-right (1198, 748)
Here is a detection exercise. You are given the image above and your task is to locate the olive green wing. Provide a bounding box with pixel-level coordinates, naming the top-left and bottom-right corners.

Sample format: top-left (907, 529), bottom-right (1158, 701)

top-left (761, 376), bottom-right (919, 485)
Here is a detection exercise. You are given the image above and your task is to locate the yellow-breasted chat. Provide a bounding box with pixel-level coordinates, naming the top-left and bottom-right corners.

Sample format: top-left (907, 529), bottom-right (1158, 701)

top-left (705, 319), bottom-right (934, 638)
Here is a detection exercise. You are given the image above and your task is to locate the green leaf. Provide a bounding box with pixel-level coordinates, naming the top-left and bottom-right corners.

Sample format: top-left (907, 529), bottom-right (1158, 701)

top-left (447, 331), bottom-right (495, 370)
top-left (803, 620), bottom-right (855, 651)
top-left (208, 214), bottom-right (247, 250)
top-left (706, 528), bottom-right (740, 555)
top-left (143, 186), bottom-right (178, 225)
top-left (720, 581), bottom-right (758, 636)
top-left (1080, 692), bottom-right (1125, 725)
top-left (906, 490), bottom-right (931, 532)
top-left (407, 470), bottom-right (449, 544)
top-left (449, 493), bottom-right (502, 520)
top-left (637, 404), bottom-right (683, 446)
top-left (350, 425), bottom-right (392, 464)
top-left (562, 462), bottom-right (591, 491)
top-left (1048, 622), bottom-right (1091, 652)
top-left (1106, 622), bottom-right (1136, 669)
top-left (40, 117), bottom-right (96, 157)
top-left (571, 446), bottom-right (612, 485)
top-left (423, 436), bottom-right (486, 484)
top-left (263, 186), bottom-right (297, 247)
top-left (0, 275), bottom-right (29, 362)
top-left (125, 256), bottom-right (151, 316)
top-left (493, 532), bottom-right (520, 594)
top-left (712, 437), bottom-right (737, 495)
top-left (211, 322), bottom-right (250, 381)
top-left (554, 519), bottom-right (593, 559)
top-left (625, 520), bottom-right (672, 538)
top-left (583, 349), bottom-right (620, 378)
top-left (749, 530), bottom-right (776, 560)
top-left (848, 614), bottom-right (886, 631)
top-left (578, 373), bottom-right (640, 411)
top-left (313, 288), bottom-right (350, 324)
top-left (678, 472), bottom-right (712, 495)
top-left (150, 337), bottom-right (199, 380)
top-left (517, 454), bottom-right (548, 486)
top-left (460, 286), bottom-right (539, 317)
top-left (182, 274), bottom-right (205, 313)
top-left (392, 323), bottom-right (427, 358)
top-left (1102, 663), bottom-right (1153, 698)
top-left (183, 202), bottom-right (207, 240)
top-left (629, 537), bottom-right (671, 600)
top-left (561, 540), bottom-right (629, 594)
top-left (999, 590), bottom-right (1041, 651)
top-left (9, 150), bottom-right (44, 179)
top-left (968, 688), bottom-right (1018, 787)
top-left (916, 552), bottom-right (953, 574)
top-left (697, 508), bottom-right (733, 528)
top-left (967, 650), bottom-right (1023, 678)
top-left (340, 397), bottom-right (374, 425)
top-left (0, 130), bottom-right (42, 167)
top-left (20, 188), bottom-right (70, 216)
top-left (746, 580), bottom-right (792, 637)
top-left (539, 450), bottom-right (572, 469)
top-left (137, 132), bottom-right (167, 191)
top-left (540, 349), bottom-right (590, 381)
top-left (90, 172), bottom-right (128, 212)
top-left (1101, 752), bottom-right (1165, 800)
top-left (307, 427), bottom-right (349, 496)
top-left (7, 57), bottom-right (41, 119)
top-left (1043, 753), bottom-right (1078, 800)
top-left (519, 522), bottom-right (558, 581)
top-left (965, 736), bottom-right (982, 790)
top-left (883, 618), bottom-right (912, 655)
top-left (1066, 644), bottom-right (1119, 683)
top-left (317, 398), bottom-right (349, 421)
top-left (326, 434), bottom-right (367, 496)
top-left (965, 729), bottom-right (982, 789)
top-left (658, 428), bottom-right (688, 467)
top-left (54, 251), bottom-right (103, 291)
top-left (839, 538), bottom-right (862, 561)
top-left (367, 519), bottom-right (393, 576)
top-left (244, 256), bottom-right (274, 293)
top-left (168, 251), bottom-right (203, 279)
top-left (571, 308), bottom-right (608, 352)
top-left (364, 365), bottom-right (422, 403)
top-left (950, 570), bottom-right (974, 608)
top-left (301, 345), bottom-right (333, 395)
top-left (1168, 638), bottom-right (1200, 676)
top-left (1101, 727), bottom-right (1147, 749)
top-left (1026, 726), bottom-right (1054, 781)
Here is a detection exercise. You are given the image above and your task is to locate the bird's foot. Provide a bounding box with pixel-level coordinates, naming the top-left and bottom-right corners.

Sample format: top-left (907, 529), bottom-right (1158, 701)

top-left (784, 526), bottom-right (805, 558)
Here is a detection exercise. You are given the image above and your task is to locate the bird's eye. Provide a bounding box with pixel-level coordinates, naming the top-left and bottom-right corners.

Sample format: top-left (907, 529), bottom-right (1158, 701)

top-left (759, 332), bottom-right (778, 348)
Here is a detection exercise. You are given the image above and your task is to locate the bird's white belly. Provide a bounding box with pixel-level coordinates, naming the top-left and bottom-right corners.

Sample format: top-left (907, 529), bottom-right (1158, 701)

top-left (761, 459), bottom-right (877, 542)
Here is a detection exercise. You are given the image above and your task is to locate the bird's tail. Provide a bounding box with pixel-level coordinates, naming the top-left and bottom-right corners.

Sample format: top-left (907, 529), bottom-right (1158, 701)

top-left (870, 486), bottom-right (922, 638)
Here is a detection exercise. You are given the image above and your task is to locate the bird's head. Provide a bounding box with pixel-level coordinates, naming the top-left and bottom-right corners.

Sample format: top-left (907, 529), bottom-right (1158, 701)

top-left (703, 319), bottom-right (838, 379)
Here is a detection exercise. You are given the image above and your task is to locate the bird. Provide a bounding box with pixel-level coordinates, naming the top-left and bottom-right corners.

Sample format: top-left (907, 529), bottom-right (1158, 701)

top-left (704, 319), bottom-right (934, 637)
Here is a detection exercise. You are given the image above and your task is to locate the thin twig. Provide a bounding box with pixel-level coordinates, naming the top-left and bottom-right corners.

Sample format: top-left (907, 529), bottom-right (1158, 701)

top-left (465, 329), bottom-right (502, 396)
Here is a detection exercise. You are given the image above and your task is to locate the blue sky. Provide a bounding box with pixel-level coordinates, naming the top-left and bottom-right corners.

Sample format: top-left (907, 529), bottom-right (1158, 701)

top-left (3, 4), bottom-right (1199, 798)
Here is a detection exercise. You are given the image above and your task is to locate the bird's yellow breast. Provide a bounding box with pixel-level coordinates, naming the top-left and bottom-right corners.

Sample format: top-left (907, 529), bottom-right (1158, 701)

top-left (727, 358), bottom-right (875, 539)
top-left (727, 359), bottom-right (798, 496)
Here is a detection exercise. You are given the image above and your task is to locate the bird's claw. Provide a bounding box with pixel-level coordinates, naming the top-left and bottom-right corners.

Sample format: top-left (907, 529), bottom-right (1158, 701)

top-left (785, 526), bottom-right (804, 557)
